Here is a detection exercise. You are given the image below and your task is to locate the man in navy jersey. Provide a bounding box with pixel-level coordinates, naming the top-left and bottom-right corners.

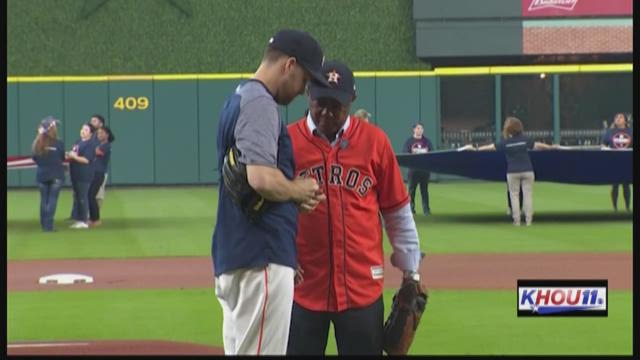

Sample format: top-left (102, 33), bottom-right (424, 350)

top-left (211, 29), bottom-right (329, 355)
top-left (90, 115), bottom-right (110, 209)
top-left (88, 126), bottom-right (114, 226)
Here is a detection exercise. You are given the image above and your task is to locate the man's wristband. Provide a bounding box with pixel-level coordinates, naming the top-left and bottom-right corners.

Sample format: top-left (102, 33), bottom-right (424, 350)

top-left (403, 271), bottom-right (420, 282)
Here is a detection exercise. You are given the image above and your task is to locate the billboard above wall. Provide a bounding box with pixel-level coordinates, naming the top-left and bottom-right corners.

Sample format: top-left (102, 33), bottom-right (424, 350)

top-left (522, 0), bottom-right (632, 17)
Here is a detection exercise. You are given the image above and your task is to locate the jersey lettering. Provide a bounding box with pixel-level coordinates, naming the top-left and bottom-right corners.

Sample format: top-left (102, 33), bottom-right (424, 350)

top-left (329, 165), bottom-right (343, 186)
top-left (357, 176), bottom-right (374, 197)
top-left (345, 168), bottom-right (360, 190)
top-left (311, 165), bottom-right (325, 185)
top-left (297, 165), bottom-right (373, 197)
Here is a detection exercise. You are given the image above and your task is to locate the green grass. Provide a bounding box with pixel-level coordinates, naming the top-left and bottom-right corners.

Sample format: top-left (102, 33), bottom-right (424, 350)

top-left (7, 183), bottom-right (633, 260)
top-left (384, 181), bottom-right (633, 254)
top-left (7, 187), bottom-right (216, 260)
top-left (7, 182), bottom-right (633, 355)
top-left (7, 288), bottom-right (221, 346)
top-left (8, 288), bottom-right (632, 355)
top-left (7, 183), bottom-right (632, 260)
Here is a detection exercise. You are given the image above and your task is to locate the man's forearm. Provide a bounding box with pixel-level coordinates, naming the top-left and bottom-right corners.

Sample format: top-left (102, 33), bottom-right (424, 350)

top-left (382, 203), bottom-right (422, 272)
top-left (246, 164), bottom-right (298, 202)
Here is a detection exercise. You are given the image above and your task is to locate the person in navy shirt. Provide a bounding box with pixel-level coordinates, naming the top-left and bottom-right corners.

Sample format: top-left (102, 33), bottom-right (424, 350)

top-left (601, 113), bottom-right (633, 211)
top-left (88, 126), bottom-right (115, 226)
top-left (69, 114), bottom-right (105, 221)
top-left (89, 114), bottom-right (111, 209)
top-left (67, 123), bottom-right (97, 229)
top-left (31, 116), bottom-right (65, 232)
top-left (476, 117), bottom-right (554, 226)
top-left (403, 122), bottom-right (433, 215)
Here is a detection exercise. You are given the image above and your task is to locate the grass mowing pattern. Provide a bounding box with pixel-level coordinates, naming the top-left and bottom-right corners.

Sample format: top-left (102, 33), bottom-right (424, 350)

top-left (7, 289), bottom-right (632, 355)
top-left (7, 182), bottom-right (632, 354)
top-left (7, 183), bottom-right (632, 260)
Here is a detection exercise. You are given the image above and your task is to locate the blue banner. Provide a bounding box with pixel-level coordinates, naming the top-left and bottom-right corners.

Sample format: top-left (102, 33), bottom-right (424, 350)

top-left (396, 149), bottom-right (633, 185)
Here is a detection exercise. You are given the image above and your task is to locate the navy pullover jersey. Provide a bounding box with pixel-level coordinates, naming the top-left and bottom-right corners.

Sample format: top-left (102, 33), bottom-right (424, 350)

top-left (211, 80), bottom-right (298, 276)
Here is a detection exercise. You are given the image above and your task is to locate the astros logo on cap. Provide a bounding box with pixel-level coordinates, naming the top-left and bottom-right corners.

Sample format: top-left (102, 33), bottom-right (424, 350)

top-left (327, 70), bottom-right (340, 84)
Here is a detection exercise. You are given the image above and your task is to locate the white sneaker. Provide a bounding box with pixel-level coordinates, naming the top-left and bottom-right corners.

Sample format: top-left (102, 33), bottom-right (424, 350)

top-left (70, 221), bottom-right (89, 229)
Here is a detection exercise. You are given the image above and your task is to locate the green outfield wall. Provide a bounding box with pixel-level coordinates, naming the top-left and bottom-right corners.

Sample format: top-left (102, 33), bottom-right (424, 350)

top-left (7, 64), bottom-right (632, 187)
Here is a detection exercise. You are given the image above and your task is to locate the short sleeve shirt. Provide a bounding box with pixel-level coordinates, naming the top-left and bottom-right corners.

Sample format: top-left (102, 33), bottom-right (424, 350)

top-left (495, 135), bottom-right (535, 173)
top-left (233, 82), bottom-right (280, 167)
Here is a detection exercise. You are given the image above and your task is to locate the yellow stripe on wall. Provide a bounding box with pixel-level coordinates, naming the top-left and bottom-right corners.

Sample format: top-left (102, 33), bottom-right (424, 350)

top-left (578, 63), bottom-right (632, 72)
top-left (490, 65), bottom-right (581, 74)
top-left (197, 73), bottom-right (254, 80)
top-left (6, 63), bottom-right (632, 82)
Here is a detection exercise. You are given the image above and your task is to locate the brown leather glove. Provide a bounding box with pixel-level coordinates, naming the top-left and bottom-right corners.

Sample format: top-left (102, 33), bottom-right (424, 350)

top-left (383, 276), bottom-right (428, 355)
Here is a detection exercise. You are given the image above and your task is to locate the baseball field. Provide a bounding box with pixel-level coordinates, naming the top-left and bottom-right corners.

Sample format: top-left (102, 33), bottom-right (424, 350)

top-left (6, 181), bottom-right (633, 355)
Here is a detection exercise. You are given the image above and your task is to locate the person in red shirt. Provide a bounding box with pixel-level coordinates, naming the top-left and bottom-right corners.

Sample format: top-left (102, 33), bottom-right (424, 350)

top-left (286, 60), bottom-right (423, 355)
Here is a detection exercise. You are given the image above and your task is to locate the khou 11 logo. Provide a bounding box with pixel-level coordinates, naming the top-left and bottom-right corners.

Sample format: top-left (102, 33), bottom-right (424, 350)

top-left (517, 280), bottom-right (608, 316)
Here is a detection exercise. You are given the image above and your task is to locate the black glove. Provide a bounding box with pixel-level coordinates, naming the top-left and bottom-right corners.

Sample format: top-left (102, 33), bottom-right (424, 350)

top-left (221, 146), bottom-right (271, 222)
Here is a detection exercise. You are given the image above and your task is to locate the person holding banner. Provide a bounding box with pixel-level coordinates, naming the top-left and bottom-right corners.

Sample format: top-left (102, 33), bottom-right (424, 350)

top-left (601, 112), bottom-right (633, 212)
top-left (67, 123), bottom-right (97, 229)
top-left (475, 117), bottom-right (554, 226)
top-left (31, 116), bottom-right (65, 232)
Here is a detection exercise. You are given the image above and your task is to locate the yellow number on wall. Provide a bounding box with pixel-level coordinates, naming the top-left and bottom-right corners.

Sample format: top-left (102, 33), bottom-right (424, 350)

top-left (125, 97), bottom-right (137, 110)
top-left (113, 97), bottom-right (125, 110)
top-left (113, 96), bottom-right (150, 111)
top-left (137, 97), bottom-right (149, 110)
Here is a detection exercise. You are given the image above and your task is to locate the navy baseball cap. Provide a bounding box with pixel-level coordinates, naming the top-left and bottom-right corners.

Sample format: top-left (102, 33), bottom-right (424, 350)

top-left (309, 60), bottom-right (356, 106)
top-left (268, 29), bottom-right (330, 87)
top-left (40, 116), bottom-right (60, 133)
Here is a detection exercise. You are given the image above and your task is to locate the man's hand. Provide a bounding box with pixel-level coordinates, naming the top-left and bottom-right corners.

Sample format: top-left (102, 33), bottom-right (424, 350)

top-left (297, 187), bottom-right (326, 213)
top-left (293, 177), bottom-right (325, 212)
top-left (293, 177), bottom-right (320, 201)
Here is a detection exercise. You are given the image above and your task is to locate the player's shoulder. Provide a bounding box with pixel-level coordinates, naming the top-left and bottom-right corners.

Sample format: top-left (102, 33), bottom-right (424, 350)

top-left (238, 82), bottom-right (277, 111)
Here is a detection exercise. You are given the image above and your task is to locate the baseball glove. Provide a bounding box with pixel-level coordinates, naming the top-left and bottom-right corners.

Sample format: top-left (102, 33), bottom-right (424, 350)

top-left (383, 276), bottom-right (428, 355)
top-left (221, 145), bottom-right (270, 222)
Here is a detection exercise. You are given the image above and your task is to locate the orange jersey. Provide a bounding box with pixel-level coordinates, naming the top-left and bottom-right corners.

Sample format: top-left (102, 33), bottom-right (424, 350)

top-left (288, 116), bottom-right (409, 312)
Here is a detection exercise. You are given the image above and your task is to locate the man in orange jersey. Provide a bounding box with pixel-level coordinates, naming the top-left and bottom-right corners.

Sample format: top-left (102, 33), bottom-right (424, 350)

top-left (286, 60), bottom-right (424, 355)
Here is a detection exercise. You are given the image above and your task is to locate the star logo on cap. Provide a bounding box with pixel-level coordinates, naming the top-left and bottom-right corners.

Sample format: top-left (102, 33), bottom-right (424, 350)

top-left (327, 70), bottom-right (340, 84)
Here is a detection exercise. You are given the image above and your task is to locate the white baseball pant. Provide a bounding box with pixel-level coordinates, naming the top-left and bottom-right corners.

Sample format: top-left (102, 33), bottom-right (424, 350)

top-left (214, 263), bottom-right (294, 355)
